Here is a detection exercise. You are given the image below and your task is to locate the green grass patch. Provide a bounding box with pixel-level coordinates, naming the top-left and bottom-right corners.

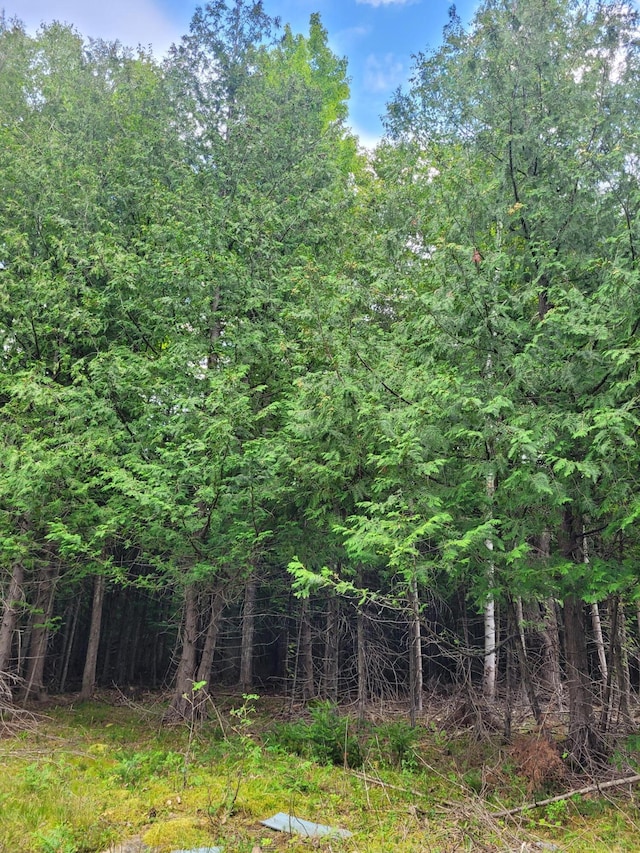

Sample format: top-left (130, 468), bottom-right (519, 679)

top-left (1, 698), bottom-right (640, 852)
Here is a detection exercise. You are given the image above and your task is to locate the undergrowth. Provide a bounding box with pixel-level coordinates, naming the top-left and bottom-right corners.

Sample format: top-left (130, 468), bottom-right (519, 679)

top-left (0, 697), bottom-right (639, 852)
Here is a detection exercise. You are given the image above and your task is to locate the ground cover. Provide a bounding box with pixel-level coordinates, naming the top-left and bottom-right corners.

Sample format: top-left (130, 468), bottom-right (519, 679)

top-left (1, 694), bottom-right (639, 852)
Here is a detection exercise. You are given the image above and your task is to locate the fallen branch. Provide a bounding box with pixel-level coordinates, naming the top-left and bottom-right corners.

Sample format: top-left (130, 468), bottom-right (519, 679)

top-left (350, 770), bottom-right (423, 798)
top-left (491, 774), bottom-right (640, 818)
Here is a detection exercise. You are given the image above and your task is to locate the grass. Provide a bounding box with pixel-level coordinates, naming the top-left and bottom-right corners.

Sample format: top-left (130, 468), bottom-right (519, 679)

top-left (1, 694), bottom-right (640, 852)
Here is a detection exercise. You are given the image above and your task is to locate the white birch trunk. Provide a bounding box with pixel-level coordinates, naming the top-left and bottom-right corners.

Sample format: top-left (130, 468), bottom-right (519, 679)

top-left (483, 472), bottom-right (497, 702)
top-left (590, 601), bottom-right (608, 684)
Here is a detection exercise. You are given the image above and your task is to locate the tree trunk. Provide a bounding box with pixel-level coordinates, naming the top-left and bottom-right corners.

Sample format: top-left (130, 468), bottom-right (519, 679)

top-left (615, 604), bottom-right (632, 730)
top-left (536, 533), bottom-right (563, 711)
top-left (0, 559), bottom-right (25, 680)
top-left (560, 507), bottom-right (603, 765)
top-left (300, 597), bottom-right (314, 701)
top-left (636, 601), bottom-right (640, 684)
top-left (196, 588), bottom-right (224, 687)
top-left (504, 615), bottom-right (515, 741)
top-left (239, 573), bottom-right (257, 692)
top-left (540, 598), bottom-right (563, 712)
top-left (166, 583), bottom-right (199, 721)
top-left (408, 576), bottom-right (423, 726)
top-left (590, 602), bottom-right (608, 689)
top-left (509, 596), bottom-right (543, 726)
top-left (483, 472), bottom-right (497, 702)
top-left (356, 604), bottom-right (367, 721)
top-left (22, 562), bottom-right (58, 703)
top-left (116, 592), bottom-right (135, 685)
top-left (80, 574), bottom-right (105, 701)
top-left (58, 593), bottom-right (81, 693)
top-left (564, 594), bottom-right (602, 765)
top-left (99, 587), bottom-right (117, 684)
top-left (600, 596), bottom-right (618, 735)
top-left (483, 564), bottom-right (497, 701)
top-left (458, 587), bottom-right (473, 687)
top-left (323, 593), bottom-right (339, 702)
top-left (516, 598), bottom-right (526, 658)
top-left (127, 596), bottom-right (145, 685)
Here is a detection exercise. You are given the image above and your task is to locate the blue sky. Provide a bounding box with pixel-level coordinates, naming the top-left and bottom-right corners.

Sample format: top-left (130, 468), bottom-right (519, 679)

top-left (5, 0), bottom-right (478, 144)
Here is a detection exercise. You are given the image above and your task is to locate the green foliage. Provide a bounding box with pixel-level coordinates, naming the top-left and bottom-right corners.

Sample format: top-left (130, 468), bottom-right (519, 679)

top-left (541, 798), bottom-right (569, 827)
top-left (3, 0), bottom-right (640, 773)
top-left (267, 702), bottom-right (363, 768)
top-left (113, 749), bottom-right (183, 787)
top-left (19, 763), bottom-right (57, 794)
top-left (370, 720), bottom-right (420, 770)
top-left (35, 825), bottom-right (78, 853)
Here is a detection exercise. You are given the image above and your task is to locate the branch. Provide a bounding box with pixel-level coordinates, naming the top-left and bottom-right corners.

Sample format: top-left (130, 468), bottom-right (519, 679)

top-left (351, 770), bottom-right (423, 798)
top-left (355, 352), bottom-right (411, 405)
top-left (491, 774), bottom-right (640, 819)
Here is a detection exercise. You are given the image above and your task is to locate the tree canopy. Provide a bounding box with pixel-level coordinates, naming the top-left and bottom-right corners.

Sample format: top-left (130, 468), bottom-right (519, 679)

top-left (1, 0), bottom-right (640, 764)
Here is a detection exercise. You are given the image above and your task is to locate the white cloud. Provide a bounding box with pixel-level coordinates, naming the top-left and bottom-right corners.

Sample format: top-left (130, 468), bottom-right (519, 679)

top-left (364, 52), bottom-right (404, 94)
top-left (4, 0), bottom-right (183, 57)
top-left (356, 0), bottom-right (412, 6)
top-left (335, 24), bottom-right (372, 43)
top-left (349, 122), bottom-right (382, 152)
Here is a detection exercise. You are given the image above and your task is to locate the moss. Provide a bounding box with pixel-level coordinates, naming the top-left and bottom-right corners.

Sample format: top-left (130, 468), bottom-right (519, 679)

top-left (141, 817), bottom-right (212, 852)
top-left (2, 701), bottom-right (640, 853)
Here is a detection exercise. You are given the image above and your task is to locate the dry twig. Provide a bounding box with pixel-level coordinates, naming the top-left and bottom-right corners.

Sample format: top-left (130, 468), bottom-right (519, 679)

top-left (491, 773), bottom-right (640, 818)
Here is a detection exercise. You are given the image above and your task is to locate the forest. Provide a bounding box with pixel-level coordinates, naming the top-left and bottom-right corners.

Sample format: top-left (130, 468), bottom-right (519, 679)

top-left (2, 0), bottom-right (640, 789)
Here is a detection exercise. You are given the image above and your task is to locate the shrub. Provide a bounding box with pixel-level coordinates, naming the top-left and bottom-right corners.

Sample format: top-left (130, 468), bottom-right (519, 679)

top-left (266, 702), bottom-right (362, 768)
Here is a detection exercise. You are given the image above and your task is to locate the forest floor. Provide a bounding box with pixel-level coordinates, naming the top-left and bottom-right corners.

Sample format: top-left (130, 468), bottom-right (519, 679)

top-left (1, 691), bottom-right (639, 852)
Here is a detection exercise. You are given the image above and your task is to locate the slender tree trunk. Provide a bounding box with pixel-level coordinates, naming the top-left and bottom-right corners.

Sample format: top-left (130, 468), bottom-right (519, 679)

top-left (599, 597), bottom-right (616, 734)
top-left (458, 587), bottom-right (472, 687)
top-left (504, 620), bottom-right (515, 742)
top-left (536, 533), bottom-right (563, 711)
top-left (116, 593), bottom-right (135, 685)
top-left (509, 597), bottom-right (543, 726)
top-left (127, 596), bottom-right (145, 685)
top-left (540, 598), bottom-right (563, 712)
top-left (408, 576), bottom-right (423, 726)
top-left (80, 574), bottom-right (105, 701)
top-left (483, 473), bottom-right (497, 702)
top-left (166, 583), bottom-right (199, 721)
top-left (196, 588), bottom-right (224, 688)
top-left (483, 559), bottom-right (497, 700)
top-left (561, 507), bottom-right (603, 765)
top-left (100, 588), bottom-right (117, 684)
top-left (323, 593), bottom-right (339, 702)
top-left (590, 602), bottom-right (608, 688)
top-left (22, 563), bottom-right (58, 703)
top-left (0, 560), bottom-right (25, 677)
top-left (356, 604), bottom-right (367, 721)
top-left (281, 591), bottom-right (293, 696)
top-left (58, 593), bottom-right (81, 693)
top-left (584, 527), bottom-right (608, 695)
top-left (616, 604), bottom-right (632, 730)
top-left (564, 594), bottom-right (601, 764)
top-left (239, 573), bottom-right (257, 692)
top-left (636, 601), bottom-right (640, 686)
top-left (516, 598), bottom-right (526, 658)
top-left (300, 597), bottom-right (314, 701)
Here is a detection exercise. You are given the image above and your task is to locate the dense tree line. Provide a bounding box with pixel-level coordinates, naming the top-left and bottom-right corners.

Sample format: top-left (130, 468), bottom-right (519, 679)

top-left (1, 0), bottom-right (639, 765)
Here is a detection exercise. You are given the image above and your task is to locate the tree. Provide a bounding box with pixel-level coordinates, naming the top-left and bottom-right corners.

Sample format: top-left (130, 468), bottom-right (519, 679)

top-left (385, 0), bottom-right (640, 760)
top-left (0, 18), bottom-right (195, 699)
top-left (157, 3), bottom-right (358, 715)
